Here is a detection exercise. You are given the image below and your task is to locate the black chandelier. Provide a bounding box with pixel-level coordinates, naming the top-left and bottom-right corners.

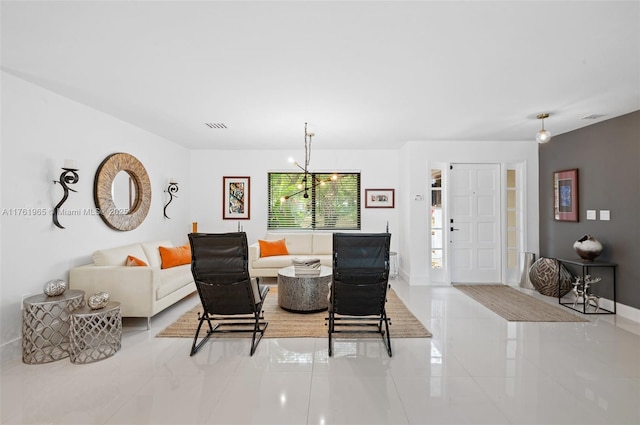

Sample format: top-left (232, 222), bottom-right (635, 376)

top-left (281, 123), bottom-right (336, 201)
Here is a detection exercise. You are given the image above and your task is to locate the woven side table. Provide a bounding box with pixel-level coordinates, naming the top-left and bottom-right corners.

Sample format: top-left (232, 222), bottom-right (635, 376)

top-left (22, 290), bottom-right (85, 364)
top-left (70, 301), bottom-right (122, 364)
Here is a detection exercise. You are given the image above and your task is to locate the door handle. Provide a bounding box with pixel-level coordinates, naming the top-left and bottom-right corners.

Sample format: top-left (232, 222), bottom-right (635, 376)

top-left (450, 227), bottom-right (460, 231)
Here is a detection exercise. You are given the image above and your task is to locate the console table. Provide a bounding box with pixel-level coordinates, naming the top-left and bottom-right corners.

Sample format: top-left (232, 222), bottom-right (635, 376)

top-left (557, 259), bottom-right (616, 315)
top-left (22, 290), bottom-right (85, 364)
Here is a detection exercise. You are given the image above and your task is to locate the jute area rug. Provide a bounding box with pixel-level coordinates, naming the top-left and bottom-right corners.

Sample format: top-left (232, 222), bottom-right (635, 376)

top-left (157, 286), bottom-right (432, 338)
top-left (454, 284), bottom-right (588, 322)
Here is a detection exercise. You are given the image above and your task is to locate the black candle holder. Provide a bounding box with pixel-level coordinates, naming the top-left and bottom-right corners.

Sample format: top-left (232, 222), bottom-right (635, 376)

top-left (53, 168), bottom-right (79, 229)
top-left (163, 182), bottom-right (179, 219)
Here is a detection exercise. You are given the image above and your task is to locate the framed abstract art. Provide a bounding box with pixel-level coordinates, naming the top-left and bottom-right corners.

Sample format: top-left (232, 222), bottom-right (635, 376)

top-left (553, 169), bottom-right (578, 222)
top-left (223, 176), bottom-right (250, 219)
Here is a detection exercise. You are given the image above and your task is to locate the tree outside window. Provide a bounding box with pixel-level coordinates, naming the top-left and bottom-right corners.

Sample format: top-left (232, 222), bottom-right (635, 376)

top-left (268, 172), bottom-right (361, 230)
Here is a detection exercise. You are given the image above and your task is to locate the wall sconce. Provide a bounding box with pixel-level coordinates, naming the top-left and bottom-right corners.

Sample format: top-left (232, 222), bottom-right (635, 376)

top-left (163, 178), bottom-right (178, 219)
top-left (52, 160), bottom-right (79, 229)
top-left (536, 113), bottom-right (552, 143)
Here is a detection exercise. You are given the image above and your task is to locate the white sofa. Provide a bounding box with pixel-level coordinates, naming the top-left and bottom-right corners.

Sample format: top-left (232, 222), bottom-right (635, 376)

top-left (249, 232), bottom-right (333, 278)
top-left (69, 240), bottom-right (196, 329)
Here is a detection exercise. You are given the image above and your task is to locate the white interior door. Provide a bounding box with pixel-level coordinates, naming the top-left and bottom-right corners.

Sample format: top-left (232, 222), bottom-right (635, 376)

top-left (450, 163), bottom-right (501, 283)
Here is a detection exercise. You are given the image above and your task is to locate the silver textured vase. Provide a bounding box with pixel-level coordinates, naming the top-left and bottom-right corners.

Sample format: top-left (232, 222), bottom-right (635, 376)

top-left (88, 292), bottom-right (110, 310)
top-left (43, 279), bottom-right (67, 297)
top-left (573, 235), bottom-right (603, 262)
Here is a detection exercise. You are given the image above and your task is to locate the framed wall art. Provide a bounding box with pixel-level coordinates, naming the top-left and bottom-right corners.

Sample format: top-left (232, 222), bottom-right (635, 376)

top-left (553, 169), bottom-right (578, 222)
top-left (223, 176), bottom-right (250, 219)
top-left (365, 188), bottom-right (395, 208)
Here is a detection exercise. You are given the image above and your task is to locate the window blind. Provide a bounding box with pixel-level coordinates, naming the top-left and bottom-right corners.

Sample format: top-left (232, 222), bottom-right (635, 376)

top-left (268, 172), bottom-right (361, 230)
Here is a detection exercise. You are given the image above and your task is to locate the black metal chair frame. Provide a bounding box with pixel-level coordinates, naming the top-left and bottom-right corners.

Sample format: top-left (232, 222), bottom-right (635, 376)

top-left (327, 233), bottom-right (392, 357)
top-left (189, 232), bottom-right (269, 356)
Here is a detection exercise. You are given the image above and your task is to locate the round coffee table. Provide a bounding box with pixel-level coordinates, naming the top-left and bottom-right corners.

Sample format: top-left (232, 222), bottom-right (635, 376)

top-left (277, 265), bottom-right (332, 312)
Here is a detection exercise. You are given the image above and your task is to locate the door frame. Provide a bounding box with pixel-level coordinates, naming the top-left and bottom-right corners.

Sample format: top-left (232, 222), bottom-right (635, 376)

top-left (427, 161), bottom-right (526, 285)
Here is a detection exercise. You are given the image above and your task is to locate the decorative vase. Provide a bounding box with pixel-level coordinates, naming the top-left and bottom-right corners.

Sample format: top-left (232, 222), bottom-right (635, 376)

top-left (520, 252), bottom-right (536, 290)
top-left (43, 279), bottom-right (67, 297)
top-left (573, 235), bottom-right (603, 262)
top-left (88, 292), bottom-right (110, 310)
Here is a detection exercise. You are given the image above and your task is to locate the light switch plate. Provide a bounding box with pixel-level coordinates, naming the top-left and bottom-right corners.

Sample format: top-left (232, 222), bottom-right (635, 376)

top-left (600, 210), bottom-right (610, 221)
top-left (586, 210), bottom-right (596, 220)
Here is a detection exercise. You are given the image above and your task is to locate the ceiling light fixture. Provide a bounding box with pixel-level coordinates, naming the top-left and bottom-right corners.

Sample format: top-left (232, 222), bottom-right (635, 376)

top-left (281, 123), bottom-right (336, 202)
top-left (536, 113), bottom-right (552, 143)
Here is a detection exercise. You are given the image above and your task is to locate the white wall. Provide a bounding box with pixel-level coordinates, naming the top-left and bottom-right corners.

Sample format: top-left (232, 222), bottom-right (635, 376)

top-left (0, 72), bottom-right (191, 361)
top-left (399, 140), bottom-right (540, 284)
top-left (0, 71), bottom-right (542, 362)
top-left (188, 149), bottom-right (401, 248)
top-left (189, 141), bottom-right (539, 286)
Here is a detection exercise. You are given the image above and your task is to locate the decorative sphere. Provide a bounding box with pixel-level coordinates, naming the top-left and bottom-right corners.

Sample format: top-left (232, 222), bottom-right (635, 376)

top-left (536, 129), bottom-right (552, 143)
top-left (528, 257), bottom-right (573, 297)
top-left (573, 235), bottom-right (603, 261)
top-left (88, 292), bottom-right (110, 310)
top-left (43, 279), bottom-right (67, 297)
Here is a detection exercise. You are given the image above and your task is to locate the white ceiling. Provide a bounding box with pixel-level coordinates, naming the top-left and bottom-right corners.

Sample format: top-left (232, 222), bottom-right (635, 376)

top-left (2, 1), bottom-right (639, 150)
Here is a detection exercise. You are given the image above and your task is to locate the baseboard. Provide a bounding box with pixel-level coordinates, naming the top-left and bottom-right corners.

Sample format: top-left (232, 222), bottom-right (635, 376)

top-left (557, 294), bottom-right (640, 324)
top-left (616, 302), bottom-right (640, 323)
top-left (579, 297), bottom-right (640, 323)
top-left (0, 338), bottom-right (21, 366)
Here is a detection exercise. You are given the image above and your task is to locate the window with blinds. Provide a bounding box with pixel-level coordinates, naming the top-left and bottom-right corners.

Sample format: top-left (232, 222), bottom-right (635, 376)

top-left (268, 172), bottom-right (361, 230)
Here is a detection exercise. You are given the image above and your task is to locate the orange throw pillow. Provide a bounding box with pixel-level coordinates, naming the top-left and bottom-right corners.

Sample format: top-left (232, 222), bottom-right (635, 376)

top-left (159, 244), bottom-right (191, 269)
top-left (126, 255), bottom-right (148, 267)
top-left (258, 239), bottom-right (289, 258)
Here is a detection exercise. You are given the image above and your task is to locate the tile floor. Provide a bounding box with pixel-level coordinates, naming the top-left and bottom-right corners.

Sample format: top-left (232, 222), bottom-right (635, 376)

top-left (2, 278), bottom-right (640, 425)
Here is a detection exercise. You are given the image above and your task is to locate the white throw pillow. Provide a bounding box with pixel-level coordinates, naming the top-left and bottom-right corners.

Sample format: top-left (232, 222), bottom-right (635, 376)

top-left (93, 243), bottom-right (148, 266)
top-left (267, 233), bottom-right (312, 255)
top-left (141, 240), bottom-right (174, 267)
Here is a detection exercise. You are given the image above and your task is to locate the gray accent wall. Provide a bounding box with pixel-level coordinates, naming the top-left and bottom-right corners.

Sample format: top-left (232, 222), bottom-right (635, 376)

top-left (539, 110), bottom-right (640, 310)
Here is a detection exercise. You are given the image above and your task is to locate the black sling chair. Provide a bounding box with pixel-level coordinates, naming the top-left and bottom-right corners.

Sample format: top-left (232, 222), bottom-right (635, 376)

top-left (188, 232), bottom-right (269, 356)
top-left (328, 232), bottom-right (392, 357)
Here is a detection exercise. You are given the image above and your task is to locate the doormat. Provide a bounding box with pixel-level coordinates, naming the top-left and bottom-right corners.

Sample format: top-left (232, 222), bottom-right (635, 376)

top-left (454, 284), bottom-right (588, 322)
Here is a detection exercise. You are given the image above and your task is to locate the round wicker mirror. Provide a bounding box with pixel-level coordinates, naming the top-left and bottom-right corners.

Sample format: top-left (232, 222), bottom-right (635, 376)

top-left (94, 153), bottom-right (151, 231)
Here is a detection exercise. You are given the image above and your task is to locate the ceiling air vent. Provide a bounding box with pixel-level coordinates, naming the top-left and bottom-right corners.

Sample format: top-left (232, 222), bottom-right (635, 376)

top-left (205, 123), bottom-right (227, 129)
top-left (581, 114), bottom-right (606, 120)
